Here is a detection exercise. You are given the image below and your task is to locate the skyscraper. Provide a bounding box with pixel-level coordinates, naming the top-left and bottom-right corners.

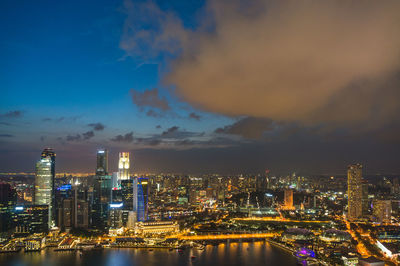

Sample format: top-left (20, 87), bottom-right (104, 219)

top-left (118, 152), bottom-right (130, 181)
top-left (373, 199), bottom-right (391, 224)
top-left (347, 163), bottom-right (363, 221)
top-left (0, 183), bottom-right (17, 233)
top-left (40, 148), bottom-right (56, 227)
top-left (284, 189), bottom-right (294, 210)
top-left (35, 149), bottom-right (56, 228)
top-left (361, 179), bottom-right (369, 217)
top-left (136, 177), bottom-right (149, 222)
top-left (92, 149), bottom-right (111, 230)
top-left (96, 149), bottom-right (108, 176)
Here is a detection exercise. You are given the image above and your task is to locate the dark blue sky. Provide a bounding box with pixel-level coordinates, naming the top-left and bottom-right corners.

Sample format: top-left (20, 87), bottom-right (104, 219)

top-left (1, 0), bottom-right (400, 174)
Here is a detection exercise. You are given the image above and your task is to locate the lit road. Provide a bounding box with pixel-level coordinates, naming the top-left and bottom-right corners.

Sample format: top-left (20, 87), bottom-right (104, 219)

top-left (233, 217), bottom-right (330, 223)
top-left (178, 233), bottom-right (277, 241)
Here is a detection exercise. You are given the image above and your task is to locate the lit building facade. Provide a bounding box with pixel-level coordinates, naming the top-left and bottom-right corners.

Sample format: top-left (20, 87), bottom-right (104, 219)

top-left (373, 199), bottom-right (392, 224)
top-left (347, 163), bottom-right (363, 221)
top-left (35, 154), bottom-right (55, 228)
top-left (0, 183), bottom-right (17, 233)
top-left (134, 221), bottom-right (179, 235)
top-left (40, 148), bottom-right (56, 227)
top-left (361, 179), bottom-right (369, 217)
top-left (13, 205), bottom-right (49, 234)
top-left (283, 189), bottom-right (294, 210)
top-left (96, 149), bottom-right (108, 176)
top-left (136, 177), bottom-right (149, 222)
top-left (118, 152), bottom-right (130, 181)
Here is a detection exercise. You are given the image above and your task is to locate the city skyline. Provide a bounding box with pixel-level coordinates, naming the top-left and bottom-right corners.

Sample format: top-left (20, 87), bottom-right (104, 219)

top-left (2, 1), bottom-right (400, 265)
top-left (1, 0), bottom-right (400, 174)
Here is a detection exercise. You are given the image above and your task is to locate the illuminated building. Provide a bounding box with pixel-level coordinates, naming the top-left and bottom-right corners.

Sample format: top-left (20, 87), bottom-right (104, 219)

top-left (0, 183), bottom-right (17, 233)
top-left (24, 238), bottom-right (44, 251)
top-left (121, 179), bottom-right (134, 210)
top-left (13, 205), bottom-right (49, 234)
top-left (34, 156), bottom-right (54, 228)
top-left (319, 229), bottom-right (351, 242)
top-left (118, 152), bottom-right (130, 181)
top-left (373, 199), bottom-right (391, 224)
top-left (96, 149), bottom-right (108, 176)
top-left (92, 174), bottom-right (111, 230)
top-left (126, 211), bottom-right (136, 229)
top-left (40, 148), bottom-right (56, 227)
top-left (283, 189), bottom-right (294, 210)
top-left (136, 177), bottom-right (149, 221)
top-left (109, 202), bottom-right (123, 229)
top-left (281, 228), bottom-right (314, 242)
top-left (361, 179), bottom-right (369, 217)
top-left (58, 186), bottom-right (89, 230)
top-left (134, 221), bottom-right (179, 235)
top-left (92, 148), bottom-right (112, 230)
top-left (347, 163), bottom-right (363, 221)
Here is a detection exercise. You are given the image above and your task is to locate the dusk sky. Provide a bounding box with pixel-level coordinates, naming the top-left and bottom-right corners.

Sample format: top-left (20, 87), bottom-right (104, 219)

top-left (1, 0), bottom-right (400, 174)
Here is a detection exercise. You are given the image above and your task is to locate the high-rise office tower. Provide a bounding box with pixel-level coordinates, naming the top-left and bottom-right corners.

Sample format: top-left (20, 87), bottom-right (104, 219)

top-left (96, 149), bottom-right (108, 176)
top-left (347, 163), bottom-right (363, 221)
top-left (361, 179), bottom-right (369, 217)
top-left (13, 205), bottom-right (49, 234)
top-left (136, 177), bottom-right (149, 221)
top-left (118, 152), bottom-right (130, 181)
top-left (0, 183), bottom-right (17, 233)
top-left (284, 189), bottom-right (294, 210)
top-left (92, 149), bottom-right (111, 230)
top-left (373, 199), bottom-right (392, 224)
top-left (35, 149), bottom-right (56, 228)
top-left (40, 148), bottom-right (56, 227)
top-left (121, 179), bottom-right (134, 211)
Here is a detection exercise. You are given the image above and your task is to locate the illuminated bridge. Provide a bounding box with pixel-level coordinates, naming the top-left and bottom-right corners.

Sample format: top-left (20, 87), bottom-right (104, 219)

top-left (177, 233), bottom-right (277, 241)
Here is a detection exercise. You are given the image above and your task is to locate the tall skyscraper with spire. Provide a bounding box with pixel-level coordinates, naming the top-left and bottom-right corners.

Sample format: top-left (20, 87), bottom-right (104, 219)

top-left (35, 148), bottom-right (56, 228)
top-left (118, 152), bottom-right (130, 181)
top-left (347, 163), bottom-right (363, 221)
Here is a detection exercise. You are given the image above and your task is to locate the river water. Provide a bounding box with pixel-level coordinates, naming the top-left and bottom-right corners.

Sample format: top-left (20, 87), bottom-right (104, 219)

top-left (0, 241), bottom-right (299, 266)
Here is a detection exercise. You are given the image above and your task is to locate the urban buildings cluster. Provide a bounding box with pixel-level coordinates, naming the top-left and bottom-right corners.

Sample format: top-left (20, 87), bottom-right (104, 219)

top-left (0, 149), bottom-right (400, 265)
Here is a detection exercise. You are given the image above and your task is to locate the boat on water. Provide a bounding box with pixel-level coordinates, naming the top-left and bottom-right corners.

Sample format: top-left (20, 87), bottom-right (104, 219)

top-left (191, 256), bottom-right (196, 260)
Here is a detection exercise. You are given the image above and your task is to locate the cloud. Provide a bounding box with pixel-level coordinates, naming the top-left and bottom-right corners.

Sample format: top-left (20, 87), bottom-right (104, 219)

top-left (66, 134), bottom-right (82, 142)
top-left (122, 0), bottom-right (400, 128)
top-left (189, 112), bottom-right (201, 121)
top-left (146, 109), bottom-right (164, 118)
top-left (1, 110), bottom-right (23, 118)
top-left (131, 88), bottom-right (170, 111)
top-left (156, 125), bottom-right (162, 129)
top-left (82, 131), bottom-right (95, 140)
top-left (42, 116), bottom-right (81, 123)
top-left (111, 132), bottom-right (134, 143)
top-left (88, 123), bottom-right (105, 131)
top-left (161, 126), bottom-right (179, 137)
top-left (120, 0), bottom-right (188, 60)
top-left (0, 134), bottom-right (14, 137)
top-left (215, 117), bottom-right (276, 139)
top-left (0, 122), bottom-right (11, 126)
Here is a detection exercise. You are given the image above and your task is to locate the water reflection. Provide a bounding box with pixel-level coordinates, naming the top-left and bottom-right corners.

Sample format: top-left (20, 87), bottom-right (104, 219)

top-left (0, 242), bottom-right (298, 266)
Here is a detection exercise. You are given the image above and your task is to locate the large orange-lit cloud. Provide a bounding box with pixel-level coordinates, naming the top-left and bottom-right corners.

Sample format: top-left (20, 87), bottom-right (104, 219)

top-left (168, 0), bottom-right (400, 126)
top-left (121, 0), bottom-right (400, 127)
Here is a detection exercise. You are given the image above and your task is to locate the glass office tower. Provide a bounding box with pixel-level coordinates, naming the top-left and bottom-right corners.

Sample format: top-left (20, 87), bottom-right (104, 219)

top-left (136, 177), bottom-right (149, 222)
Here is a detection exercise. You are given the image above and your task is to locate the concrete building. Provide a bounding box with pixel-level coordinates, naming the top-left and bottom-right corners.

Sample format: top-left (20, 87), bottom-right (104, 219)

top-left (373, 199), bottom-right (391, 224)
top-left (347, 163), bottom-right (363, 221)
